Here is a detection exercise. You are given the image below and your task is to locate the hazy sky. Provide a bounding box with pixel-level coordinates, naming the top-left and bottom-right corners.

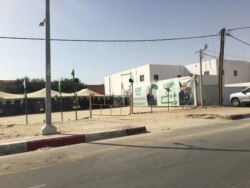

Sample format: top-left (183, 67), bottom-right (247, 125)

top-left (0, 0), bottom-right (249, 84)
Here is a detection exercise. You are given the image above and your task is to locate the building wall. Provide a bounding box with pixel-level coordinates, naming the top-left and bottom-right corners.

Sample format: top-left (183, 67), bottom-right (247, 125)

top-left (185, 59), bottom-right (218, 76)
top-left (104, 64), bottom-right (191, 95)
top-left (104, 65), bottom-right (150, 95)
top-left (104, 59), bottom-right (250, 105)
top-left (149, 64), bottom-right (190, 81)
top-left (223, 60), bottom-right (250, 84)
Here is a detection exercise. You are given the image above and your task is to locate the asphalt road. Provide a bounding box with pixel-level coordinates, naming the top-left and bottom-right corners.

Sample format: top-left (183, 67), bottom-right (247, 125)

top-left (0, 119), bottom-right (250, 188)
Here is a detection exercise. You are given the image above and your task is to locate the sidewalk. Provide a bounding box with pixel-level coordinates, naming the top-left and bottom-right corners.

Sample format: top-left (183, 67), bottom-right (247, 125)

top-left (0, 106), bottom-right (249, 156)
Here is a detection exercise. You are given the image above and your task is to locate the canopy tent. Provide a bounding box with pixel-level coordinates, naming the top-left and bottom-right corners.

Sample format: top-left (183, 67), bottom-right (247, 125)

top-left (0, 88), bottom-right (103, 100)
top-left (27, 88), bottom-right (73, 98)
top-left (225, 82), bottom-right (250, 88)
top-left (0, 91), bottom-right (23, 100)
top-left (76, 88), bottom-right (103, 97)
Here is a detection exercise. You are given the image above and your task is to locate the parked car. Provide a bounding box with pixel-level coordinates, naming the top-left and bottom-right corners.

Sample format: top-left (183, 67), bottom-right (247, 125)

top-left (230, 87), bottom-right (250, 107)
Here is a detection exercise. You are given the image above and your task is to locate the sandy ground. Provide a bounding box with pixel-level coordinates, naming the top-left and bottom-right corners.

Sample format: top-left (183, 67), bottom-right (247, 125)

top-left (0, 106), bottom-right (249, 143)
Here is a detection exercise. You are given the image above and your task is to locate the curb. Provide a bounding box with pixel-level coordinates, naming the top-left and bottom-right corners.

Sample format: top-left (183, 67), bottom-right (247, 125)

top-left (224, 113), bottom-right (250, 120)
top-left (186, 113), bottom-right (250, 120)
top-left (0, 126), bottom-right (147, 156)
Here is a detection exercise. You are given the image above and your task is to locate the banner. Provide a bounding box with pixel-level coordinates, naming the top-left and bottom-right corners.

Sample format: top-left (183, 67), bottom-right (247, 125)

top-left (133, 76), bottom-right (196, 107)
top-left (133, 84), bottom-right (148, 106)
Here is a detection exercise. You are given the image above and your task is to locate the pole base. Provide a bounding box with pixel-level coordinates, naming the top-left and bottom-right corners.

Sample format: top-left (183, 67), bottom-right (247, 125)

top-left (41, 124), bottom-right (57, 135)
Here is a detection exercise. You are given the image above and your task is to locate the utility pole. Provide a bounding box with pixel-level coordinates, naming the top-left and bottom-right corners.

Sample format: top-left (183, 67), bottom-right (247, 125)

top-left (218, 28), bottom-right (226, 106)
top-left (41, 0), bottom-right (57, 135)
top-left (197, 44), bottom-right (207, 107)
top-left (199, 49), bottom-right (204, 107)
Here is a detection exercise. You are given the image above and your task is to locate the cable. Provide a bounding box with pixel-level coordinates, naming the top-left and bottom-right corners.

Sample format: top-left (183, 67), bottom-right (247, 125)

top-left (206, 50), bottom-right (250, 60)
top-left (0, 26), bottom-right (249, 43)
top-left (226, 34), bottom-right (250, 47)
top-left (0, 36), bottom-right (44, 41)
top-left (227, 26), bottom-right (250, 32)
top-left (202, 52), bottom-right (217, 59)
top-left (0, 34), bottom-right (219, 43)
top-left (202, 52), bottom-right (250, 69)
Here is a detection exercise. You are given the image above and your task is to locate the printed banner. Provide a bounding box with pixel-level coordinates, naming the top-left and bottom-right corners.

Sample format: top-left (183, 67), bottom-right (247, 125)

top-left (133, 76), bottom-right (196, 107)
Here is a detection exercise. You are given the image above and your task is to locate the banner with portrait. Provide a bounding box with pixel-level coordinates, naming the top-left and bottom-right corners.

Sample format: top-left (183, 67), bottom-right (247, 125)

top-left (133, 76), bottom-right (197, 107)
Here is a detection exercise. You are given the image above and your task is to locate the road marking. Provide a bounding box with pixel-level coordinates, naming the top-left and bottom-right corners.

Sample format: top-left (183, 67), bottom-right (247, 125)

top-left (28, 184), bottom-right (46, 188)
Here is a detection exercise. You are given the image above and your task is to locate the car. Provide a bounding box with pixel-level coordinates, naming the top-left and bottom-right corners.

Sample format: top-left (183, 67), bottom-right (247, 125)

top-left (230, 87), bottom-right (250, 107)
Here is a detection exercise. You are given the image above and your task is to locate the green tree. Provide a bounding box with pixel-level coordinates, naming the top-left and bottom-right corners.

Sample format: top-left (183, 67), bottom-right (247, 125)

top-left (52, 78), bottom-right (86, 93)
top-left (1, 77), bottom-right (86, 94)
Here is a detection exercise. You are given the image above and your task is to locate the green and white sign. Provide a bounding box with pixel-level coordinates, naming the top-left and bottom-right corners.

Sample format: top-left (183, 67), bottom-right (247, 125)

top-left (132, 76), bottom-right (196, 107)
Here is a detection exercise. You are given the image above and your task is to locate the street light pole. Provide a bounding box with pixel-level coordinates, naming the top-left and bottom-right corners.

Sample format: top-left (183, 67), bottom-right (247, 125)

top-left (41, 0), bottom-right (57, 135)
top-left (199, 49), bottom-right (204, 108)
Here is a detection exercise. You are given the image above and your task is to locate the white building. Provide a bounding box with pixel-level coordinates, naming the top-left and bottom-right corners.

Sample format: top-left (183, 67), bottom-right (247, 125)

top-left (186, 59), bottom-right (250, 105)
top-left (104, 59), bottom-right (250, 105)
top-left (104, 64), bottom-right (190, 96)
top-left (185, 59), bottom-right (250, 84)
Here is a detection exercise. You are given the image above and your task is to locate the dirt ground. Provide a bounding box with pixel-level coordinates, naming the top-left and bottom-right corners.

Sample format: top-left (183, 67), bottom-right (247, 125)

top-left (0, 106), bottom-right (249, 143)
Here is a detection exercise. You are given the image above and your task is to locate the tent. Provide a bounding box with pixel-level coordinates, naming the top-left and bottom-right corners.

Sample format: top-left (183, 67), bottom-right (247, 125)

top-left (0, 88), bottom-right (102, 100)
top-left (0, 91), bottom-right (23, 100)
top-left (27, 88), bottom-right (73, 98)
top-left (76, 88), bottom-right (103, 97)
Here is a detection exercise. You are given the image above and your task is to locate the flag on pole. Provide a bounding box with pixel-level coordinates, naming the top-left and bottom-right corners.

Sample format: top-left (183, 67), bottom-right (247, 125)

top-left (23, 79), bottom-right (26, 94)
top-left (71, 68), bottom-right (75, 79)
top-left (58, 81), bottom-right (61, 95)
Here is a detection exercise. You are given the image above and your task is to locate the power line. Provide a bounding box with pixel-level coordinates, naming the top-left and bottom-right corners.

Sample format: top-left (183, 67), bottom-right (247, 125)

top-left (202, 52), bottom-right (250, 69)
top-left (0, 26), bottom-right (249, 43)
top-left (227, 26), bottom-right (250, 32)
top-left (202, 52), bottom-right (217, 59)
top-left (227, 34), bottom-right (250, 47)
top-left (206, 50), bottom-right (250, 60)
top-left (0, 34), bottom-right (219, 43)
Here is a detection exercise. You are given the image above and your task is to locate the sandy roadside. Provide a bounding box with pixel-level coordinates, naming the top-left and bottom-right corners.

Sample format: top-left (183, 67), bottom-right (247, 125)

top-left (0, 106), bottom-right (249, 142)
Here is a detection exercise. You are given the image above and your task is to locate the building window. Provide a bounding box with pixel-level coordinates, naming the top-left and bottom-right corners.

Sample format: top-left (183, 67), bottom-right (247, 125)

top-left (140, 75), bottom-right (144, 82)
top-left (234, 70), bottom-right (238, 76)
top-left (222, 70), bottom-right (224, 75)
top-left (177, 75), bottom-right (182, 78)
top-left (204, 71), bottom-right (209, 75)
top-left (154, 74), bottom-right (159, 80)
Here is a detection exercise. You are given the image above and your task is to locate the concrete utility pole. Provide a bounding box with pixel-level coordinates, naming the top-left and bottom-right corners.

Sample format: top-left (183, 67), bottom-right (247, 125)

top-left (218, 28), bottom-right (226, 106)
top-left (41, 0), bottom-right (57, 135)
top-left (199, 49), bottom-right (204, 107)
top-left (197, 44), bottom-right (207, 107)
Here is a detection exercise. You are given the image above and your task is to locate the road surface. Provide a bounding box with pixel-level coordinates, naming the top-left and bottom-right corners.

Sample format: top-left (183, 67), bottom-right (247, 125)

top-left (0, 119), bottom-right (250, 188)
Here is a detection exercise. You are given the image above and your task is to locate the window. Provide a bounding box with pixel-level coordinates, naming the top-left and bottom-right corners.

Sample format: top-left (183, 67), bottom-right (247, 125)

top-left (233, 70), bottom-right (238, 76)
top-left (222, 70), bottom-right (224, 75)
top-left (204, 71), bottom-right (209, 75)
top-left (177, 75), bottom-right (182, 78)
top-left (140, 75), bottom-right (144, 82)
top-left (154, 74), bottom-right (159, 80)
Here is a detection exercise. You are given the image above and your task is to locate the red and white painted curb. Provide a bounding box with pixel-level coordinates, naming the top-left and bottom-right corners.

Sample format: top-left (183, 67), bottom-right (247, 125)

top-left (0, 126), bottom-right (147, 156)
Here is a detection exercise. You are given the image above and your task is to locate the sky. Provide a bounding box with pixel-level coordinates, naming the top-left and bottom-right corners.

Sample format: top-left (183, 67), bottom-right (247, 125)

top-left (0, 0), bottom-right (250, 84)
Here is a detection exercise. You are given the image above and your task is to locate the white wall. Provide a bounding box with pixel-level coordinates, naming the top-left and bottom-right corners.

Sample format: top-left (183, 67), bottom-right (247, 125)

top-left (104, 60), bottom-right (250, 105)
top-left (149, 64), bottom-right (190, 81)
top-left (185, 59), bottom-right (218, 76)
top-left (104, 65), bottom-right (150, 95)
top-left (223, 60), bottom-right (250, 84)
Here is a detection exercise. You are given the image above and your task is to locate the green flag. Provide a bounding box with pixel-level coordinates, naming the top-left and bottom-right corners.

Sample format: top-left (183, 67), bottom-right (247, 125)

top-left (204, 43), bottom-right (208, 50)
top-left (151, 83), bottom-right (158, 90)
top-left (71, 68), bottom-right (75, 78)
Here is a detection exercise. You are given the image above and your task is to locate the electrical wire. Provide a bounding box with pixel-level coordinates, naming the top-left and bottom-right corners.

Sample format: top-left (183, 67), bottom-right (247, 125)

top-left (202, 52), bottom-right (250, 69)
top-left (226, 34), bottom-right (250, 47)
top-left (227, 26), bottom-right (250, 32)
top-left (0, 26), bottom-right (249, 43)
top-left (0, 34), bottom-right (219, 43)
top-left (206, 50), bottom-right (250, 60)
